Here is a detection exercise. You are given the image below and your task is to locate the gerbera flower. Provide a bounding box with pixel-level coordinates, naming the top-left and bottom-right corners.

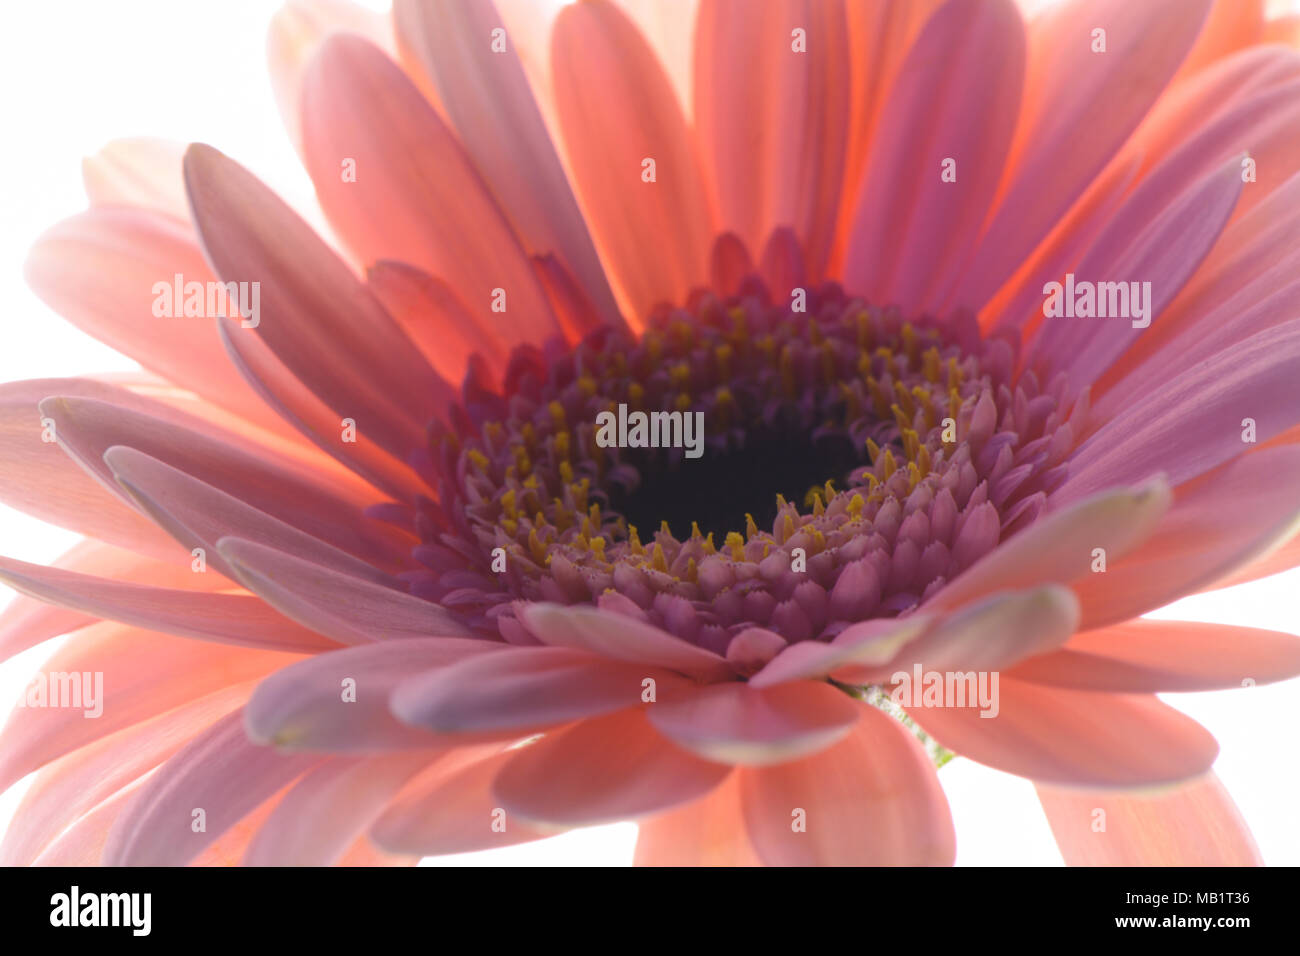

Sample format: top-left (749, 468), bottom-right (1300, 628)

top-left (2, 0), bottom-right (1300, 867)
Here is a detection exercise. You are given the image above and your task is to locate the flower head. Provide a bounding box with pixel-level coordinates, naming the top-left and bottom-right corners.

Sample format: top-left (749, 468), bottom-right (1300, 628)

top-left (3, 0), bottom-right (1300, 866)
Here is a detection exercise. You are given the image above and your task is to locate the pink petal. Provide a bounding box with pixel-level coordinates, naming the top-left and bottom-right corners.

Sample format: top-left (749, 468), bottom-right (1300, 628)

top-left (81, 137), bottom-right (189, 220)
top-left (0, 621), bottom-right (291, 793)
top-left (301, 35), bottom-right (561, 346)
top-left (244, 637), bottom-right (500, 751)
top-left (216, 537), bottom-right (472, 644)
top-left (910, 677), bottom-right (1219, 786)
top-left (38, 394), bottom-right (404, 571)
top-left (0, 682), bottom-right (249, 865)
top-left (550, 0), bottom-right (712, 322)
top-left (0, 379), bottom-right (179, 560)
top-left (740, 702), bottom-right (955, 865)
top-left (844, 0), bottom-right (1024, 312)
top-left (953, 0), bottom-right (1212, 309)
top-left (837, 585), bottom-right (1079, 685)
top-left (929, 478), bottom-right (1170, 612)
top-left (1070, 445), bottom-right (1300, 629)
top-left (491, 709), bottom-right (731, 826)
top-left (392, 645), bottom-right (685, 735)
top-left (182, 143), bottom-right (446, 459)
top-left (243, 753), bottom-right (431, 866)
top-left (695, 0), bottom-right (850, 276)
top-left (0, 539), bottom-right (227, 662)
top-left (646, 679), bottom-right (860, 766)
top-left (1010, 619), bottom-right (1300, 692)
top-left (748, 614), bottom-right (933, 689)
top-left (370, 746), bottom-right (554, 856)
top-left (103, 709), bottom-right (323, 866)
top-left (0, 555), bottom-right (335, 654)
top-left (1037, 772), bottom-right (1261, 865)
top-left (633, 772), bottom-right (762, 866)
top-left (104, 446), bottom-right (399, 585)
top-left (393, 0), bottom-right (622, 328)
top-left (519, 602), bottom-right (734, 681)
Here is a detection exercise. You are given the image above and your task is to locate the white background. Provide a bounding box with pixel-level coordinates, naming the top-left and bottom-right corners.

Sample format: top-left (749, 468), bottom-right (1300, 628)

top-left (0, 0), bottom-right (1297, 866)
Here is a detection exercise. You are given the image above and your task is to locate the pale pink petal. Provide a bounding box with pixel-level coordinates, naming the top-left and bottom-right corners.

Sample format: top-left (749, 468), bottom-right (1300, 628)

top-left (103, 710), bottom-right (321, 866)
top-left (1010, 619), bottom-right (1300, 692)
top-left (1037, 772), bottom-right (1261, 865)
top-left (216, 537), bottom-right (471, 644)
top-left (0, 683), bottom-right (250, 865)
top-left (370, 745), bottom-right (554, 856)
top-left (953, 0), bottom-right (1212, 308)
top-left (911, 677), bottom-right (1219, 786)
top-left (491, 709), bottom-right (731, 826)
top-left (243, 753), bottom-right (431, 866)
top-left (244, 637), bottom-right (500, 751)
top-left (551, 0), bottom-right (712, 323)
top-left (0, 380), bottom-right (181, 561)
top-left (103, 446), bottom-right (401, 585)
top-left (1070, 446), bottom-right (1300, 629)
top-left (81, 137), bottom-right (190, 220)
top-left (837, 585), bottom-right (1079, 686)
top-left (519, 603), bottom-right (734, 681)
top-left (23, 206), bottom-right (290, 433)
top-left (0, 555), bottom-right (334, 654)
top-left (739, 702), bottom-right (955, 865)
top-left (844, 0), bottom-right (1024, 312)
top-left (695, 0), bottom-right (850, 276)
top-left (632, 772), bottom-right (762, 866)
top-left (300, 35), bottom-right (562, 348)
top-left (1058, 320), bottom-right (1300, 503)
top-left (646, 679), bottom-right (860, 766)
top-left (0, 539), bottom-right (228, 662)
top-left (393, 0), bottom-right (622, 328)
top-left (267, 0), bottom-right (407, 155)
top-left (391, 645), bottom-right (685, 735)
top-left (183, 143), bottom-right (445, 458)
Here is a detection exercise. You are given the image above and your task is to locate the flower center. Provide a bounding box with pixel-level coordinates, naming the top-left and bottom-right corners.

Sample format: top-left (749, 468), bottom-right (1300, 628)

top-left (415, 281), bottom-right (1074, 649)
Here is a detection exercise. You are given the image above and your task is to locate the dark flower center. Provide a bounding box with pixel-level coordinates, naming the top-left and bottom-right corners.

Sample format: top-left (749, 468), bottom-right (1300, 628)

top-left (413, 280), bottom-right (1071, 649)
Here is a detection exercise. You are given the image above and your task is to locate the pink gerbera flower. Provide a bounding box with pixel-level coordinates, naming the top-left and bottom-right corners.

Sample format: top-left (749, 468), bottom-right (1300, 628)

top-left (3, 0), bottom-right (1300, 867)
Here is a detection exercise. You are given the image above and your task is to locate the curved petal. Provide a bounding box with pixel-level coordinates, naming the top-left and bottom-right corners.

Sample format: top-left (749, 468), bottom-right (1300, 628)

top-left (102, 709), bottom-right (321, 866)
top-left (216, 537), bottom-right (472, 644)
top-left (391, 645), bottom-right (684, 736)
top-left (910, 677), bottom-right (1219, 787)
top-left (519, 602), bottom-right (734, 681)
top-left (81, 137), bottom-right (190, 220)
top-left (646, 679), bottom-right (860, 766)
top-left (492, 708), bottom-right (732, 826)
top-left (844, 0), bottom-right (1024, 312)
top-left (632, 772), bottom-right (762, 866)
top-left (695, 0), bottom-right (851, 276)
top-left (1009, 619), bottom-right (1300, 692)
top-left (182, 143), bottom-right (445, 459)
top-left (242, 753), bottom-right (430, 866)
top-left (393, 0), bottom-right (622, 328)
top-left (0, 555), bottom-right (335, 653)
top-left (551, 0), bottom-right (712, 322)
top-left (1036, 772), bottom-right (1262, 865)
top-left (244, 637), bottom-right (499, 751)
top-left (0, 682), bottom-right (250, 865)
top-left (301, 34), bottom-right (561, 347)
top-left (370, 746), bottom-right (554, 856)
top-left (739, 702), bottom-right (955, 865)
